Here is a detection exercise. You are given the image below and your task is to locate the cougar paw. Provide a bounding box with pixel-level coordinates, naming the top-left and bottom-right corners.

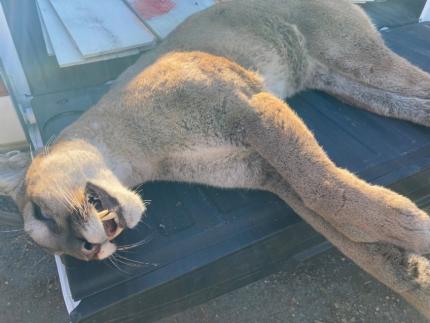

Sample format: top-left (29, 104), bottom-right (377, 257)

top-left (376, 193), bottom-right (430, 255)
top-left (409, 97), bottom-right (430, 127)
top-left (331, 185), bottom-right (430, 255)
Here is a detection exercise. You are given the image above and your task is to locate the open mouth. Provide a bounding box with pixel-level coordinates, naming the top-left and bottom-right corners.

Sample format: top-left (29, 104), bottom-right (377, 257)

top-left (97, 210), bottom-right (124, 239)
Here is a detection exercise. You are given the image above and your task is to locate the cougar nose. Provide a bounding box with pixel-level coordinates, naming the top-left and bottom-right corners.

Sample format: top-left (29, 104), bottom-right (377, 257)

top-left (81, 241), bottom-right (101, 260)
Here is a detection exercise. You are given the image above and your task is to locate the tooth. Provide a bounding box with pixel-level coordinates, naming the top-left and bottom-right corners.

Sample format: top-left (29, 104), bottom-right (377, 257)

top-left (97, 210), bottom-right (109, 219)
top-left (111, 227), bottom-right (124, 239)
top-left (102, 212), bottom-right (116, 221)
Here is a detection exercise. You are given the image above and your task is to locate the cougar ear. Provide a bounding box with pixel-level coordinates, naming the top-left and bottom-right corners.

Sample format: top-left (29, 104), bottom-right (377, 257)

top-left (0, 150), bottom-right (31, 209)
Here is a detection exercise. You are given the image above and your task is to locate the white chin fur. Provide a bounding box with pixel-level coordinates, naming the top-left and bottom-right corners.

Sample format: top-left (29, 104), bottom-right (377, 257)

top-left (96, 241), bottom-right (117, 260)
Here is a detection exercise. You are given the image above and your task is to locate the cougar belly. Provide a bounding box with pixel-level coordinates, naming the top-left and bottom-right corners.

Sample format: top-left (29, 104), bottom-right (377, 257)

top-left (257, 52), bottom-right (296, 99)
top-left (157, 145), bottom-right (267, 189)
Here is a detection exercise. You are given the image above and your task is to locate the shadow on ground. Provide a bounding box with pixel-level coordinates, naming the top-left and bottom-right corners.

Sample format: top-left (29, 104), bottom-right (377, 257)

top-left (0, 221), bottom-right (428, 323)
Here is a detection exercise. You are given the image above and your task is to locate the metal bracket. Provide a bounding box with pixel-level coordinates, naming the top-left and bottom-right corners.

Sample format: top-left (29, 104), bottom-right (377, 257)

top-left (0, 2), bottom-right (43, 152)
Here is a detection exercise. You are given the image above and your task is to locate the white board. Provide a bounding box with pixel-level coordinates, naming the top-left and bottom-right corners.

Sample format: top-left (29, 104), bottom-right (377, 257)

top-left (38, 0), bottom-right (82, 66)
top-left (420, 0), bottom-right (430, 22)
top-left (125, 0), bottom-right (214, 39)
top-left (49, 0), bottom-right (156, 57)
top-left (37, 0), bottom-right (142, 67)
top-left (36, 1), bottom-right (55, 56)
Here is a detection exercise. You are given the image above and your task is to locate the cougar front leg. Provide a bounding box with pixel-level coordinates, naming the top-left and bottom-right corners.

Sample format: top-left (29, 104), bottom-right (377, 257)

top-left (242, 92), bottom-right (430, 254)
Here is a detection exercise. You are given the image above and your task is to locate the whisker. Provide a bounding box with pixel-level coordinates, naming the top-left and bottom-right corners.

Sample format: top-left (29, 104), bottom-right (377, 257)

top-left (131, 184), bottom-right (145, 195)
top-left (43, 135), bottom-right (56, 156)
top-left (112, 254), bottom-right (142, 268)
top-left (116, 236), bottom-right (153, 248)
top-left (16, 233), bottom-right (33, 243)
top-left (65, 190), bottom-right (84, 213)
top-left (108, 256), bottom-right (130, 275)
top-left (0, 228), bottom-right (24, 233)
top-left (114, 248), bottom-right (135, 254)
top-left (116, 236), bottom-right (154, 251)
top-left (138, 218), bottom-right (154, 231)
top-left (57, 189), bottom-right (77, 213)
top-left (112, 254), bottom-right (151, 270)
top-left (115, 253), bottom-right (159, 267)
top-left (34, 254), bottom-right (49, 266)
top-left (10, 234), bottom-right (26, 241)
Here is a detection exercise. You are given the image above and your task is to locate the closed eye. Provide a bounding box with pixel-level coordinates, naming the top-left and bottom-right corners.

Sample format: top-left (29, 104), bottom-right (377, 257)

top-left (32, 202), bottom-right (61, 233)
top-left (32, 202), bottom-right (55, 223)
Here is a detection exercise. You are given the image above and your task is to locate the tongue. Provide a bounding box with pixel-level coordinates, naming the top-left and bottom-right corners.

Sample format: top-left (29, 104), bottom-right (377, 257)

top-left (103, 219), bottom-right (117, 238)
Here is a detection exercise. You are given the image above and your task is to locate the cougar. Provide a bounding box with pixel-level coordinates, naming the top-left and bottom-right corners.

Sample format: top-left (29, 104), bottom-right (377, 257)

top-left (2, 0), bottom-right (430, 317)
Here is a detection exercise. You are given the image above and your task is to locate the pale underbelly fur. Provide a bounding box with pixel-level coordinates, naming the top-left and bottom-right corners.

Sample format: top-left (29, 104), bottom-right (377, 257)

top-left (159, 145), bottom-right (263, 189)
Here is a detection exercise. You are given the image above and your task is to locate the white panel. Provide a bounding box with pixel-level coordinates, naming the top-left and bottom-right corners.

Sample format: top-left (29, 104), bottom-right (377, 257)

top-left (125, 0), bottom-right (214, 39)
top-left (55, 256), bottom-right (81, 313)
top-left (36, 0), bottom-right (55, 56)
top-left (37, 0), bottom-right (142, 67)
top-left (49, 0), bottom-right (156, 57)
top-left (420, 0), bottom-right (430, 22)
top-left (0, 96), bottom-right (26, 146)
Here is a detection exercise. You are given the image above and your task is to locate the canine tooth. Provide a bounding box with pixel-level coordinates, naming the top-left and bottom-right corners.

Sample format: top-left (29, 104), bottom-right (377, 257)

top-left (102, 212), bottom-right (117, 221)
top-left (97, 210), bottom-right (109, 219)
top-left (111, 227), bottom-right (124, 239)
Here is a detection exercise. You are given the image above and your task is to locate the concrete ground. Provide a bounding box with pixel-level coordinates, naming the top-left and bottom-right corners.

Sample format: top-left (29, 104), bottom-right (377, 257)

top-left (1, 214), bottom-right (429, 323)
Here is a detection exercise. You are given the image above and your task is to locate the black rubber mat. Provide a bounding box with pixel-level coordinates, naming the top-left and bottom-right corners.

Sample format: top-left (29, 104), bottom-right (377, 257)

top-left (363, 0), bottom-right (426, 29)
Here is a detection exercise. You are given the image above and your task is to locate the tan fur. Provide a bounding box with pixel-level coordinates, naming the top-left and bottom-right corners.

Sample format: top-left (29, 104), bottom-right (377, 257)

top-left (0, 151), bottom-right (30, 210)
top-left (2, 0), bottom-right (430, 317)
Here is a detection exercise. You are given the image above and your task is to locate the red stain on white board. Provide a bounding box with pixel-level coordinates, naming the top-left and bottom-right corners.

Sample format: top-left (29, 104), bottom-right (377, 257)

top-left (127, 0), bottom-right (176, 20)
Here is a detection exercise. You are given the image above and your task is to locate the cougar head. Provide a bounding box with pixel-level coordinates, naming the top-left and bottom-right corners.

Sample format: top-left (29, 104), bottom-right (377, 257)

top-left (0, 142), bottom-right (145, 261)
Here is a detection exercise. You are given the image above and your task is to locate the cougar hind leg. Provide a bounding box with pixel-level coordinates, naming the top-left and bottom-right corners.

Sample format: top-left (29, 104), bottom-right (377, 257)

top-left (265, 175), bottom-right (430, 319)
top-left (290, 0), bottom-right (430, 126)
top-left (308, 34), bottom-right (430, 100)
top-left (296, 0), bottom-right (430, 98)
top-left (308, 64), bottom-right (430, 127)
top-left (248, 92), bottom-right (430, 318)
top-left (241, 92), bottom-right (430, 254)
top-left (292, 0), bottom-right (430, 126)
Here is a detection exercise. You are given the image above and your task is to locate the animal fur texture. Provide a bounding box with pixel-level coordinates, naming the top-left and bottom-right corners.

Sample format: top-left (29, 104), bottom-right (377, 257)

top-left (2, 0), bottom-right (430, 318)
